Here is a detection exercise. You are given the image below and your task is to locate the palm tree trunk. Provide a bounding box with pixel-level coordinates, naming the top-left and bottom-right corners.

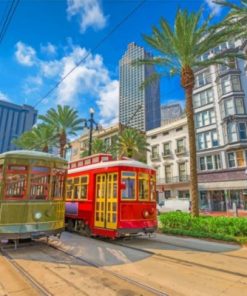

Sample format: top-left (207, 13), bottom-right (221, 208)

top-left (60, 131), bottom-right (67, 158)
top-left (42, 145), bottom-right (49, 153)
top-left (182, 66), bottom-right (199, 217)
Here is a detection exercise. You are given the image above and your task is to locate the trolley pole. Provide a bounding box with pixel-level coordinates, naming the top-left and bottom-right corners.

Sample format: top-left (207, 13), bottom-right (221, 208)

top-left (85, 108), bottom-right (98, 156)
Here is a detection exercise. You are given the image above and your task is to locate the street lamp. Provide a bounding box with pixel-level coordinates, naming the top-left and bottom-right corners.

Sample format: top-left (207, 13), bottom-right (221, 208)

top-left (82, 108), bottom-right (98, 156)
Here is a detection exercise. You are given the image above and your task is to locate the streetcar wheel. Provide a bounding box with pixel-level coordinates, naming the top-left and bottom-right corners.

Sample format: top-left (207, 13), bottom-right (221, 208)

top-left (67, 219), bottom-right (74, 232)
top-left (84, 225), bottom-right (92, 237)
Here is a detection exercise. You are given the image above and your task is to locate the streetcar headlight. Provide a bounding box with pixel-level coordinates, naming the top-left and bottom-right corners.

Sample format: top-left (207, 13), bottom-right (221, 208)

top-left (143, 210), bottom-right (149, 218)
top-left (34, 212), bottom-right (42, 221)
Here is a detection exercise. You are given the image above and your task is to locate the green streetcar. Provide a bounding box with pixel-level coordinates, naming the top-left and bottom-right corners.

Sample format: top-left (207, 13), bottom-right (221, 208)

top-left (0, 150), bottom-right (67, 240)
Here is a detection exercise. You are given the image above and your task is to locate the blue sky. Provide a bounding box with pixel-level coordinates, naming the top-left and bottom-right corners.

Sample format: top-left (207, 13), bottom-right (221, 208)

top-left (0, 0), bottom-right (228, 126)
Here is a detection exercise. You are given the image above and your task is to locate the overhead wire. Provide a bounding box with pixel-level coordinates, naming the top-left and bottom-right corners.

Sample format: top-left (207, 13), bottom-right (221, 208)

top-left (0, 0), bottom-right (20, 45)
top-left (33, 0), bottom-right (147, 108)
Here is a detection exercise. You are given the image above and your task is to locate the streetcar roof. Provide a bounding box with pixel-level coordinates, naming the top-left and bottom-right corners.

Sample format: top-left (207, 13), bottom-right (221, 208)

top-left (0, 150), bottom-right (66, 163)
top-left (68, 158), bottom-right (155, 174)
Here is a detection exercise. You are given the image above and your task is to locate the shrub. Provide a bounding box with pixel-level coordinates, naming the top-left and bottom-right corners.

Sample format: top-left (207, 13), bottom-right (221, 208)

top-left (159, 212), bottom-right (247, 244)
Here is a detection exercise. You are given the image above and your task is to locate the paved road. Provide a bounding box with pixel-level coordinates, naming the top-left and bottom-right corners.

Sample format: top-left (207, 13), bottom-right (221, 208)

top-left (1, 233), bottom-right (247, 295)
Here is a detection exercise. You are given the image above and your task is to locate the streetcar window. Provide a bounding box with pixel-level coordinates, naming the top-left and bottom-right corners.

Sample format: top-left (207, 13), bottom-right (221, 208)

top-left (73, 178), bottom-right (80, 199)
top-left (79, 176), bottom-right (88, 200)
top-left (0, 165), bottom-right (3, 194)
top-left (66, 179), bottom-right (73, 199)
top-left (138, 173), bottom-right (149, 201)
top-left (121, 172), bottom-right (136, 200)
top-left (51, 169), bottom-right (66, 199)
top-left (30, 166), bottom-right (50, 200)
top-left (150, 175), bottom-right (156, 201)
top-left (5, 174), bottom-right (27, 199)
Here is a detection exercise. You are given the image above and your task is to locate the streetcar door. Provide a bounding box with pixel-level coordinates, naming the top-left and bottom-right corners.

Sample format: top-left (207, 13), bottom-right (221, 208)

top-left (95, 174), bottom-right (106, 228)
top-left (94, 173), bottom-right (118, 229)
top-left (105, 173), bottom-right (117, 229)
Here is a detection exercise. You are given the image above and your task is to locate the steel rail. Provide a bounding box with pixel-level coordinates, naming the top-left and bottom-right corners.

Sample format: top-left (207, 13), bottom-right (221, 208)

top-left (0, 248), bottom-right (52, 296)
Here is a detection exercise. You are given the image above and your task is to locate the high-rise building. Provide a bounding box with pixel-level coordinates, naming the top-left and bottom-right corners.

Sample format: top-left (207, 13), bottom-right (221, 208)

top-left (161, 103), bottom-right (183, 124)
top-left (0, 100), bottom-right (37, 153)
top-left (119, 42), bottom-right (160, 131)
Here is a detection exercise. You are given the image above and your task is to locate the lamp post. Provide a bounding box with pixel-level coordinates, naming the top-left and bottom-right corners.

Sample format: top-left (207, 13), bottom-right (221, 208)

top-left (82, 108), bottom-right (98, 156)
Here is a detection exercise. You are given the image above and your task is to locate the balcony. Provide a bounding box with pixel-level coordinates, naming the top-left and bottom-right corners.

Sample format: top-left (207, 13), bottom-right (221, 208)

top-left (175, 147), bottom-right (186, 156)
top-left (150, 153), bottom-right (160, 161)
top-left (157, 175), bottom-right (190, 185)
top-left (162, 150), bottom-right (172, 158)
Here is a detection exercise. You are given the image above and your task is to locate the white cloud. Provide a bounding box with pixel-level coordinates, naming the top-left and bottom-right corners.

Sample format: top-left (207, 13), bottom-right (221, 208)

top-left (67, 0), bottom-right (107, 33)
top-left (23, 76), bottom-right (43, 94)
top-left (15, 41), bottom-right (37, 66)
top-left (97, 80), bottom-right (119, 126)
top-left (41, 42), bottom-right (57, 56)
top-left (0, 91), bottom-right (10, 102)
top-left (15, 41), bottom-right (119, 126)
top-left (205, 0), bottom-right (221, 15)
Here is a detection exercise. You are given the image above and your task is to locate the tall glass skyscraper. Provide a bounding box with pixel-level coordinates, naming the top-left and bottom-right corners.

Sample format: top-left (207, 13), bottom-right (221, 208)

top-left (0, 100), bottom-right (37, 153)
top-left (119, 43), bottom-right (160, 131)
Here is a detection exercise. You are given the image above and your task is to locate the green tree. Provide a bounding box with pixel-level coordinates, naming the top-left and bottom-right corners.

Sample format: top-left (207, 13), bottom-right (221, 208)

top-left (39, 105), bottom-right (82, 157)
top-left (214, 0), bottom-right (247, 39)
top-left (13, 124), bottom-right (57, 152)
top-left (80, 138), bottom-right (118, 158)
top-left (117, 128), bottom-right (148, 160)
top-left (141, 9), bottom-right (242, 216)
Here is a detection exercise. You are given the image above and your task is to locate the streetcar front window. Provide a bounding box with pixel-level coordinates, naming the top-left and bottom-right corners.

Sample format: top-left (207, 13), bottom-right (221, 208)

top-left (5, 165), bottom-right (28, 199)
top-left (30, 166), bottom-right (50, 200)
top-left (51, 169), bottom-right (66, 200)
top-left (138, 173), bottom-right (149, 201)
top-left (121, 171), bottom-right (136, 200)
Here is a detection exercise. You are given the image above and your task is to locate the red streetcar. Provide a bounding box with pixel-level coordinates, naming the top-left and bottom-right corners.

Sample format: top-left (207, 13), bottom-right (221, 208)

top-left (65, 154), bottom-right (157, 238)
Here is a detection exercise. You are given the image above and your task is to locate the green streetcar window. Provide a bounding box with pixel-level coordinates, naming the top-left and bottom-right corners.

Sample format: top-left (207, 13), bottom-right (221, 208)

top-left (5, 174), bottom-right (27, 199)
top-left (30, 167), bottom-right (50, 200)
top-left (51, 169), bottom-right (66, 200)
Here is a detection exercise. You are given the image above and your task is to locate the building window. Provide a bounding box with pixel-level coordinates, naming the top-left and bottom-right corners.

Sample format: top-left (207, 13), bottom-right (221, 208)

top-left (228, 152), bottom-right (236, 168)
top-left (163, 142), bottom-right (170, 155)
top-left (197, 130), bottom-right (218, 150)
top-left (199, 154), bottom-right (221, 171)
top-left (165, 165), bottom-right (172, 183)
top-left (220, 75), bottom-right (242, 96)
top-left (193, 88), bottom-right (213, 108)
top-left (236, 98), bottom-right (245, 114)
top-left (227, 122), bottom-right (238, 143)
top-left (239, 123), bottom-right (247, 140)
top-left (195, 109), bottom-right (216, 128)
top-left (178, 162), bottom-right (186, 181)
top-left (176, 139), bottom-right (184, 153)
top-left (178, 190), bottom-right (190, 199)
top-left (151, 145), bottom-right (159, 159)
top-left (225, 99), bottom-right (234, 116)
top-left (195, 70), bottom-right (211, 88)
top-left (176, 127), bottom-right (183, 132)
top-left (164, 190), bottom-right (171, 199)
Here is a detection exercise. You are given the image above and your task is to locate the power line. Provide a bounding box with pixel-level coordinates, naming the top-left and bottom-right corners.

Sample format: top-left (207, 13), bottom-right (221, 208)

top-left (33, 0), bottom-right (146, 108)
top-left (0, 0), bottom-right (20, 45)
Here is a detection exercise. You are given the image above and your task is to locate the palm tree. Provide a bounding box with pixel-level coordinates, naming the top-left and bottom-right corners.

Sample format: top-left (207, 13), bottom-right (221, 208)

top-left (39, 105), bottom-right (82, 157)
top-left (118, 128), bottom-right (149, 160)
top-left (141, 9), bottom-right (242, 216)
top-left (13, 124), bottom-right (57, 152)
top-left (80, 138), bottom-right (118, 158)
top-left (214, 1), bottom-right (247, 38)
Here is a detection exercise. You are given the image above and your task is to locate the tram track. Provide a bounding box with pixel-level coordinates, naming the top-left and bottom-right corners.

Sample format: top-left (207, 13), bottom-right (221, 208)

top-left (0, 248), bottom-right (51, 296)
top-left (44, 239), bottom-right (168, 296)
top-left (1, 240), bottom-right (168, 296)
top-left (108, 238), bottom-right (247, 279)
